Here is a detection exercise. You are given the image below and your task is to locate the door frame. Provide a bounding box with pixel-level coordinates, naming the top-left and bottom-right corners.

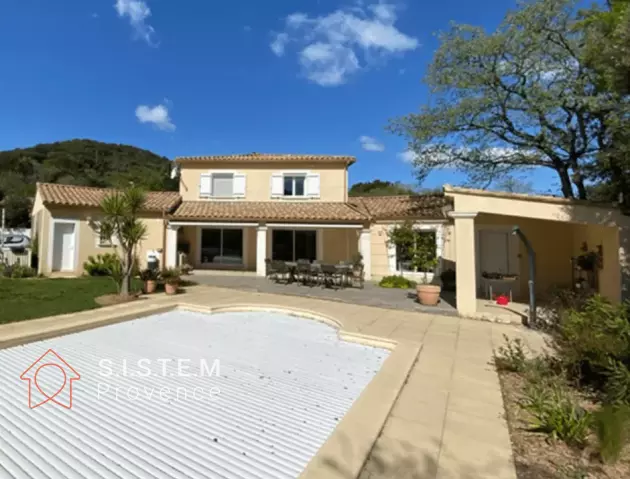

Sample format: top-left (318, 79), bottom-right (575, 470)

top-left (196, 226), bottom-right (247, 268)
top-left (48, 218), bottom-right (80, 273)
top-left (269, 228), bottom-right (319, 262)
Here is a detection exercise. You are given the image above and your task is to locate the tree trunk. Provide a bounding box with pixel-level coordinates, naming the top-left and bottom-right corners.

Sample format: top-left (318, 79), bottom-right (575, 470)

top-left (121, 274), bottom-right (130, 296)
top-left (557, 168), bottom-right (575, 199)
top-left (120, 250), bottom-right (134, 296)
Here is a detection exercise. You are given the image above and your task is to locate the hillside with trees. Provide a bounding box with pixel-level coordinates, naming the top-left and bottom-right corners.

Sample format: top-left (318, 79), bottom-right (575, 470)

top-left (349, 180), bottom-right (417, 197)
top-left (0, 139), bottom-right (178, 227)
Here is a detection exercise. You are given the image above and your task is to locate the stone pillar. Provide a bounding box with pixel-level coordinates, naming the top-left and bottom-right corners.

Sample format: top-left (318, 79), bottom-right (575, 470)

top-left (450, 212), bottom-right (478, 316)
top-left (359, 227), bottom-right (372, 280)
top-left (256, 224), bottom-right (268, 277)
top-left (166, 224), bottom-right (179, 268)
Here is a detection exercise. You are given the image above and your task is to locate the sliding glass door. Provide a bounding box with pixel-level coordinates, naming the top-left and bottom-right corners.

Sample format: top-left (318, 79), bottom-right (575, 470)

top-left (272, 229), bottom-right (317, 262)
top-left (200, 228), bottom-right (243, 266)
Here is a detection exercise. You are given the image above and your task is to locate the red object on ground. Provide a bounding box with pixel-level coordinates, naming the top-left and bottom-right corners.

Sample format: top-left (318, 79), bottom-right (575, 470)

top-left (496, 295), bottom-right (509, 306)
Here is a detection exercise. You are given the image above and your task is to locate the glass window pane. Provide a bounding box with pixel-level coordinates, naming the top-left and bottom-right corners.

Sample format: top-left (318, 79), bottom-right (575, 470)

top-left (414, 231), bottom-right (437, 272)
top-left (220, 229), bottom-right (243, 264)
top-left (212, 173), bottom-right (233, 197)
top-left (283, 176), bottom-right (294, 196)
top-left (272, 230), bottom-right (294, 261)
top-left (201, 229), bottom-right (221, 264)
top-left (295, 230), bottom-right (316, 262)
top-left (294, 177), bottom-right (305, 196)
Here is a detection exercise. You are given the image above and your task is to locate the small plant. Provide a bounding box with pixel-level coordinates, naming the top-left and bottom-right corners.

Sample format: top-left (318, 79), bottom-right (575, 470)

top-left (180, 263), bottom-right (194, 275)
top-left (494, 335), bottom-right (529, 373)
top-left (378, 275), bottom-right (417, 289)
top-left (83, 253), bottom-right (121, 277)
top-left (592, 404), bottom-right (630, 464)
top-left (350, 252), bottom-right (363, 268)
top-left (603, 359), bottom-right (630, 405)
top-left (161, 268), bottom-right (181, 284)
top-left (139, 268), bottom-right (160, 281)
top-left (521, 382), bottom-right (592, 447)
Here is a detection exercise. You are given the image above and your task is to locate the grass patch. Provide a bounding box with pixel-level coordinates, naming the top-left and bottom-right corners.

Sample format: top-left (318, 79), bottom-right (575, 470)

top-left (0, 277), bottom-right (142, 324)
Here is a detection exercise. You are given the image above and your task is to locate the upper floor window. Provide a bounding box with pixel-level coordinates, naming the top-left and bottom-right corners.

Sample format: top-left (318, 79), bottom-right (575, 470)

top-left (283, 175), bottom-right (305, 197)
top-left (271, 172), bottom-right (320, 199)
top-left (200, 172), bottom-right (246, 198)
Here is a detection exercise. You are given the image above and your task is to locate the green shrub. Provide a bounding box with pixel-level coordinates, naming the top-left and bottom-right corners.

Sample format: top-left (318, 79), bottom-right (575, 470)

top-left (592, 404), bottom-right (630, 464)
top-left (603, 359), bottom-right (630, 405)
top-left (551, 295), bottom-right (630, 393)
top-left (83, 253), bottom-right (121, 276)
top-left (521, 381), bottom-right (592, 447)
top-left (494, 335), bottom-right (529, 373)
top-left (378, 275), bottom-right (417, 289)
top-left (1, 264), bottom-right (36, 279)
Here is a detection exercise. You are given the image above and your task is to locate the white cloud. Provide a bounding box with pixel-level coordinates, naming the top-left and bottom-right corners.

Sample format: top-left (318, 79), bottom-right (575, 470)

top-left (270, 32), bottom-right (289, 56)
top-left (114, 0), bottom-right (156, 46)
top-left (300, 43), bottom-right (359, 86)
top-left (135, 104), bottom-right (175, 131)
top-left (271, 2), bottom-right (418, 86)
top-left (398, 150), bottom-right (417, 163)
top-left (359, 135), bottom-right (385, 152)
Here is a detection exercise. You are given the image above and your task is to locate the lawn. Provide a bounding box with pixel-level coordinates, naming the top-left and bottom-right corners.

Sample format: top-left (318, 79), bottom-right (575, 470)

top-left (0, 277), bottom-right (141, 324)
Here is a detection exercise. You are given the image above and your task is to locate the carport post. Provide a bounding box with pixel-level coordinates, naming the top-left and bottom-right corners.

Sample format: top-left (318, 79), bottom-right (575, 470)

top-left (512, 226), bottom-right (536, 327)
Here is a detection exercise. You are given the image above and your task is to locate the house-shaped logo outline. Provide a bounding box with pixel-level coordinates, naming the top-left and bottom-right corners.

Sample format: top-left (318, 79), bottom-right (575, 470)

top-left (20, 349), bottom-right (80, 409)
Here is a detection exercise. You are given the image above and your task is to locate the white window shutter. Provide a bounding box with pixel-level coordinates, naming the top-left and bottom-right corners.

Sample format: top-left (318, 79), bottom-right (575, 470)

top-left (306, 173), bottom-right (320, 198)
top-left (233, 173), bottom-right (246, 197)
top-left (200, 173), bottom-right (212, 197)
top-left (271, 173), bottom-right (284, 197)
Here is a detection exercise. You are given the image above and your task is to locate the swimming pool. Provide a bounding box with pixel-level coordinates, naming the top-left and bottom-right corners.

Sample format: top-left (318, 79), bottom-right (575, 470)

top-left (0, 309), bottom-right (390, 478)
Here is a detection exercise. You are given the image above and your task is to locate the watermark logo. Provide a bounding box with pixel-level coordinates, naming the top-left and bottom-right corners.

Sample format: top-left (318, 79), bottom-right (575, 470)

top-left (20, 349), bottom-right (80, 409)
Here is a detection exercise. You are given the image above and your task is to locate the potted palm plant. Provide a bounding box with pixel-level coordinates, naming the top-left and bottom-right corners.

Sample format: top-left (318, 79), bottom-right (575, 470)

top-left (161, 267), bottom-right (181, 295)
top-left (140, 268), bottom-right (160, 294)
top-left (412, 234), bottom-right (441, 306)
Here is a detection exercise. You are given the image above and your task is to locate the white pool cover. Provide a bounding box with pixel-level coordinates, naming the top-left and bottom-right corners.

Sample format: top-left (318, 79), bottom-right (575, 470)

top-left (0, 310), bottom-right (389, 479)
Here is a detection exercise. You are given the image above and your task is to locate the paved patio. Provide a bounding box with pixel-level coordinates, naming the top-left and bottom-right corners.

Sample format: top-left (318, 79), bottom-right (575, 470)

top-left (0, 285), bottom-right (547, 478)
top-left (189, 272), bottom-right (459, 316)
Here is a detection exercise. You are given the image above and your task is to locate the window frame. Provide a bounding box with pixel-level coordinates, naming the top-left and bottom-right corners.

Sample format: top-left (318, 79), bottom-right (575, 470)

top-left (282, 174), bottom-right (307, 197)
top-left (210, 172), bottom-right (235, 198)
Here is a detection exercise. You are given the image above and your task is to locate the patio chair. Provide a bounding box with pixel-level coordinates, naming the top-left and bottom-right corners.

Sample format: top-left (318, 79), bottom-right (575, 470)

top-left (265, 258), bottom-right (276, 280)
top-left (320, 263), bottom-right (342, 289)
top-left (296, 259), bottom-right (312, 285)
top-left (310, 262), bottom-right (323, 287)
top-left (271, 260), bottom-right (290, 283)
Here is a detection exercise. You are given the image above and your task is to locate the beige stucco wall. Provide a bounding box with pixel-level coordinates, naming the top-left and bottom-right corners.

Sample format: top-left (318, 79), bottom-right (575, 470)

top-left (369, 220), bottom-right (455, 280)
top-left (322, 229), bottom-right (359, 263)
top-left (448, 189), bottom-right (626, 304)
top-left (37, 205), bottom-right (165, 276)
top-left (178, 161), bottom-right (348, 202)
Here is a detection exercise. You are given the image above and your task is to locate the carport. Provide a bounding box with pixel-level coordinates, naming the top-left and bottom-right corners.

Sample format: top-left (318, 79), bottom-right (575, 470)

top-left (444, 186), bottom-right (630, 317)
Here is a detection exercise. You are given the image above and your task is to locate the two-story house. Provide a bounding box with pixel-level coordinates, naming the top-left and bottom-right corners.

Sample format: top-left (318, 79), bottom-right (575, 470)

top-left (32, 151), bottom-right (629, 318)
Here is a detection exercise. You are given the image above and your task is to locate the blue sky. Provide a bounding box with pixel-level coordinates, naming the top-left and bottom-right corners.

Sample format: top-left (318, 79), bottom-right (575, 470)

top-left (0, 0), bottom-right (560, 192)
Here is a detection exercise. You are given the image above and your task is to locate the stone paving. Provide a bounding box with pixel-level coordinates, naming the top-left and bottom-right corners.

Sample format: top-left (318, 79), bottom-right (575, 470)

top-left (0, 285), bottom-right (547, 479)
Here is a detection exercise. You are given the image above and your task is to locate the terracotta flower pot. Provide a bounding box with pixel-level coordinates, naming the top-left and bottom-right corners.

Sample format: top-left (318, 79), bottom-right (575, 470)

top-left (144, 280), bottom-right (157, 294)
top-left (164, 282), bottom-right (179, 295)
top-left (416, 284), bottom-right (441, 306)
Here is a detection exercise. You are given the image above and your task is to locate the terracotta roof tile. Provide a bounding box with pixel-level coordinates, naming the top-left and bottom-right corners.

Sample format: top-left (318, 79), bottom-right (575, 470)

top-left (37, 183), bottom-right (181, 213)
top-left (171, 201), bottom-right (366, 222)
top-left (175, 152), bottom-right (356, 164)
top-left (351, 195), bottom-right (453, 219)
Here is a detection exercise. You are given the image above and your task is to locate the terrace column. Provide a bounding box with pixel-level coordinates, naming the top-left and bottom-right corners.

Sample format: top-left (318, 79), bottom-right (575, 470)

top-left (256, 224), bottom-right (267, 277)
top-left (359, 227), bottom-right (371, 280)
top-left (450, 212), bottom-right (478, 316)
top-left (165, 224), bottom-right (179, 268)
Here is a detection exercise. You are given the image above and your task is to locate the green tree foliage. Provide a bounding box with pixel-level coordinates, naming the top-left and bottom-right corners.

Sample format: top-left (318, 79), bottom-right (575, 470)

top-left (0, 139), bottom-right (178, 227)
top-left (389, 0), bottom-right (615, 200)
top-left (348, 180), bottom-right (416, 196)
top-left (581, 0), bottom-right (630, 211)
top-left (97, 186), bottom-right (148, 297)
